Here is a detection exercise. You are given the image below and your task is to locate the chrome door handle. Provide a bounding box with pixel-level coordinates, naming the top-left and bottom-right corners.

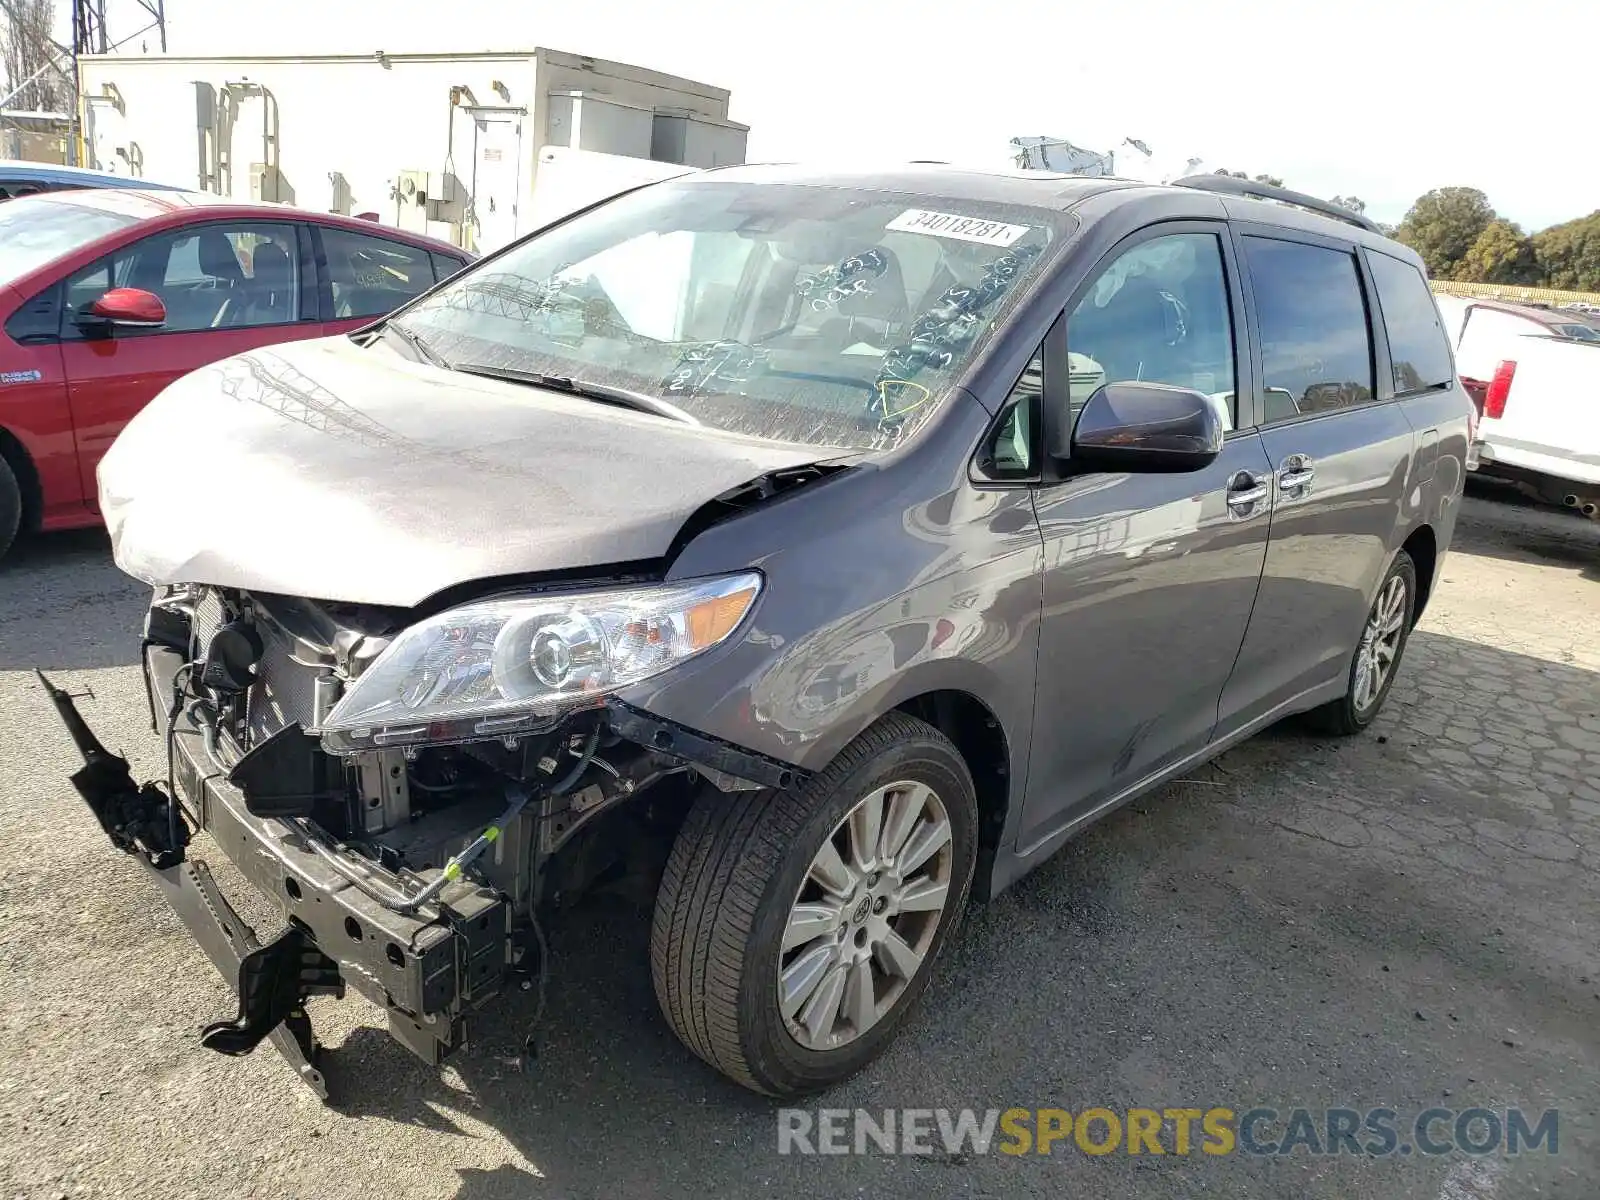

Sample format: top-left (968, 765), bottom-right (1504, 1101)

top-left (1226, 470), bottom-right (1269, 518)
top-left (1277, 453), bottom-right (1316, 494)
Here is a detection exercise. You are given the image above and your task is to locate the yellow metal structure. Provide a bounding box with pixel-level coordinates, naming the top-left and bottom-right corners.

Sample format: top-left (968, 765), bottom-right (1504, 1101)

top-left (1430, 279), bottom-right (1600, 307)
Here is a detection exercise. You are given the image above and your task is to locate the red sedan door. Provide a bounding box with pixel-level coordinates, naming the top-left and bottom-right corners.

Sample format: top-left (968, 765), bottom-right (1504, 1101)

top-left (1, 284), bottom-right (83, 524)
top-left (59, 218), bottom-right (317, 506)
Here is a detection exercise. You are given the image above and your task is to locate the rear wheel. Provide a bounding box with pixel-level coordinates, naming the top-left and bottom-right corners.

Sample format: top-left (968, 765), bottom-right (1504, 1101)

top-left (650, 712), bottom-right (978, 1096)
top-left (1306, 550), bottom-right (1417, 735)
top-left (0, 455), bottom-right (21, 565)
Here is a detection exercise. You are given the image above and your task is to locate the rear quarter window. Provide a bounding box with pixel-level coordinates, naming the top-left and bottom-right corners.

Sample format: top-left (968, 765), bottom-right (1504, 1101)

top-left (322, 228), bottom-right (436, 319)
top-left (1368, 252), bottom-right (1454, 393)
top-left (430, 252), bottom-right (468, 283)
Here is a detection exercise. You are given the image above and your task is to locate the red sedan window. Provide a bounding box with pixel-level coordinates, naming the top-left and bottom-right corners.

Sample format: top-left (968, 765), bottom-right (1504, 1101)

top-left (62, 222), bottom-right (301, 335)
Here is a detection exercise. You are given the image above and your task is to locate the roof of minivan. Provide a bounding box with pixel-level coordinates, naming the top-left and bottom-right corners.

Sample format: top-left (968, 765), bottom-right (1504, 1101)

top-left (690, 162), bottom-right (1140, 210)
top-left (689, 162), bottom-right (1421, 263)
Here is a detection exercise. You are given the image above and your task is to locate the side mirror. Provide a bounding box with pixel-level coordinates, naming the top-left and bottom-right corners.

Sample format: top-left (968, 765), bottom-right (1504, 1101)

top-left (1062, 381), bottom-right (1224, 473)
top-left (78, 288), bottom-right (166, 332)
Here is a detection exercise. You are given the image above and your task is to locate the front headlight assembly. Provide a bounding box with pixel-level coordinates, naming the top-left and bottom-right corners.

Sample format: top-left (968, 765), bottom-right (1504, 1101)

top-left (318, 572), bottom-right (762, 753)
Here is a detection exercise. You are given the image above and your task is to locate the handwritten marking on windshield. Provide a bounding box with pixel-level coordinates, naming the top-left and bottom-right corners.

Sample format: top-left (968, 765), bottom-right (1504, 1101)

top-left (874, 379), bottom-right (932, 420)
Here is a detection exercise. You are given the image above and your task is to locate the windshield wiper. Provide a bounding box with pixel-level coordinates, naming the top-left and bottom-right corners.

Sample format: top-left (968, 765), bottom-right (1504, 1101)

top-left (450, 363), bottom-right (700, 425)
top-left (382, 320), bottom-right (452, 370)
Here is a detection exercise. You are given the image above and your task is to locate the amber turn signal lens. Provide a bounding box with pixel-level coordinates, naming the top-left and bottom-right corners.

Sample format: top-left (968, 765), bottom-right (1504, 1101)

top-left (685, 585), bottom-right (758, 649)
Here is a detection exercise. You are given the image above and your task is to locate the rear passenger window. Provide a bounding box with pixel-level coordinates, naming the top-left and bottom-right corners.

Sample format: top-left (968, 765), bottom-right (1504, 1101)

top-left (1368, 252), bottom-right (1453, 393)
top-left (1243, 237), bottom-right (1374, 423)
top-left (323, 229), bottom-right (435, 319)
top-left (430, 252), bottom-right (466, 283)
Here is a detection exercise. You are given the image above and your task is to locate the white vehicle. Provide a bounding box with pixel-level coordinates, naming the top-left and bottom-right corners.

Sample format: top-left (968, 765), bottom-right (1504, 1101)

top-left (1435, 294), bottom-right (1600, 516)
top-left (526, 146), bottom-right (700, 231)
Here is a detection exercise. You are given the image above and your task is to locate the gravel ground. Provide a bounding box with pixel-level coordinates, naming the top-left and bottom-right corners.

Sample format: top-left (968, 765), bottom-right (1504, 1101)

top-left (1, 485), bottom-right (1597, 1199)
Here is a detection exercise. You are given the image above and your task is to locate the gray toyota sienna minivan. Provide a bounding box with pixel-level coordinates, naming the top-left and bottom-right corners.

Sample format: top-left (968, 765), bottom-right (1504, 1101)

top-left (55, 164), bottom-right (1470, 1099)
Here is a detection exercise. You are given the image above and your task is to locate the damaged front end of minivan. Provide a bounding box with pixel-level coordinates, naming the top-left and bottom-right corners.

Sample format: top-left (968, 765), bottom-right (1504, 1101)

top-left (38, 324), bottom-right (872, 1097)
top-left (44, 568), bottom-right (807, 1099)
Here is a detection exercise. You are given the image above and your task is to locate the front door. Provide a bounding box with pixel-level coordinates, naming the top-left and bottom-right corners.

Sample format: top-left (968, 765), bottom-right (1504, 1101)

top-left (1218, 231), bottom-right (1415, 731)
top-left (58, 220), bottom-right (317, 503)
top-left (1019, 225), bottom-right (1274, 849)
top-left (0, 291), bottom-right (79, 520)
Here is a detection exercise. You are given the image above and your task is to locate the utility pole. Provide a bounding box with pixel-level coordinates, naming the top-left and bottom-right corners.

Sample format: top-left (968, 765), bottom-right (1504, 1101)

top-left (65, 0), bottom-right (166, 166)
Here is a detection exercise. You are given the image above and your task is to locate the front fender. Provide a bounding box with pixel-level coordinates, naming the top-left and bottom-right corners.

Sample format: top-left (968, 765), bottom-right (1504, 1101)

top-left (614, 398), bottom-right (1043, 810)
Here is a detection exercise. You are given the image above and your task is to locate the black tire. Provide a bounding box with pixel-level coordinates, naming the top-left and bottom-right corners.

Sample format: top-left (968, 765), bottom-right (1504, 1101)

top-left (650, 712), bottom-right (978, 1096)
top-left (1306, 550), bottom-right (1417, 736)
top-left (0, 454), bottom-right (21, 565)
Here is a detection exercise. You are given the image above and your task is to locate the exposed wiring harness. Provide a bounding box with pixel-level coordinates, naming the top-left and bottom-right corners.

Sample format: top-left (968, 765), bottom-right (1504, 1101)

top-left (521, 905), bottom-right (552, 1062)
top-left (394, 726), bottom-right (601, 913)
top-left (306, 726), bottom-right (602, 919)
top-left (392, 780), bottom-right (536, 914)
top-left (168, 653), bottom-right (586, 1061)
top-left (162, 662), bottom-right (197, 849)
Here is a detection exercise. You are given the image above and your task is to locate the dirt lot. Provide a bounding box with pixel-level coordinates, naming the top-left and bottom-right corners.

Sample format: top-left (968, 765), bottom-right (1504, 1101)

top-left (2, 486), bottom-right (1596, 1200)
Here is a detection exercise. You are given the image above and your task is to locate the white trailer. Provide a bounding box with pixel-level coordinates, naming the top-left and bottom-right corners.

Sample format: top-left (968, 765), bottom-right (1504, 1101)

top-left (75, 47), bottom-right (748, 253)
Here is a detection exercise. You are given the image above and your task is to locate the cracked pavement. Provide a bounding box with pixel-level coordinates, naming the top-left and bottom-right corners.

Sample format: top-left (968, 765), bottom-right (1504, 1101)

top-left (1, 484), bottom-right (1596, 1199)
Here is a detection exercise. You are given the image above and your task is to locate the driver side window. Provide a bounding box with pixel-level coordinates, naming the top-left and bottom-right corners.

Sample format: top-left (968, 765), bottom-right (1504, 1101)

top-left (1065, 232), bottom-right (1237, 432)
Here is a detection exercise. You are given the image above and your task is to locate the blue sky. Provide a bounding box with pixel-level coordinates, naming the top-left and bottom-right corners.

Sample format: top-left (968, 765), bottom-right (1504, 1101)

top-left (84, 0), bottom-right (1598, 231)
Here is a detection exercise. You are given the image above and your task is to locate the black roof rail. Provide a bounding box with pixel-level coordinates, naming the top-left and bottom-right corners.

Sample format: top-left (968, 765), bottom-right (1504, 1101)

top-left (1171, 174), bottom-right (1382, 234)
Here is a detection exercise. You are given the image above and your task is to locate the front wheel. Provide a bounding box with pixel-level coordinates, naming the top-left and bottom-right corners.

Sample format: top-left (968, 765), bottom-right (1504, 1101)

top-left (0, 455), bottom-right (21, 565)
top-left (650, 712), bottom-right (978, 1096)
top-left (1306, 550), bottom-right (1417, 735)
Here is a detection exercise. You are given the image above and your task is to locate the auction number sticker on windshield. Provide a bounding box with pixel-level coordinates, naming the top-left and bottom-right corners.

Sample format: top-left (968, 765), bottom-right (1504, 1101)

top-left (886, 209), bottom-right (1032, 246)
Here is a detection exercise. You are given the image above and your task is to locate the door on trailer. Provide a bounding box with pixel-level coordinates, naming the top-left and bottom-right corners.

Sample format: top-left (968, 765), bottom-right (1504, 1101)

top-left (470, 116), bottom-right (523, 254)
top-left (83, 104), bottom-right (129, 179)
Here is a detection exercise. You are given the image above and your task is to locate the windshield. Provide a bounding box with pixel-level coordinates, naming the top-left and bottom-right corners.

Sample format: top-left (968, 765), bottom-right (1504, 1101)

top-left (0, 195), bottom-right (140, 290)
top-left (395, 179), bottom-right (1064, 451)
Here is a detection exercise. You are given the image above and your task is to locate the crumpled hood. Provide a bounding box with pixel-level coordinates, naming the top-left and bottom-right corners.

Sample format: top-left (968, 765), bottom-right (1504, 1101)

top-left (99, 335), bottom-right (828, 606)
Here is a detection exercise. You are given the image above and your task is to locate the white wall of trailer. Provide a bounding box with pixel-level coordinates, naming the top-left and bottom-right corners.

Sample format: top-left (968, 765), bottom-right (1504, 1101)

top-left (75, 48), bottom-right (748, 253)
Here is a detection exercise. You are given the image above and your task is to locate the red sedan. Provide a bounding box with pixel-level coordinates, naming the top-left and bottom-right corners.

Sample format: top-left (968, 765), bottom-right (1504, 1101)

top-left (0, 188), bottom-right (474, 560)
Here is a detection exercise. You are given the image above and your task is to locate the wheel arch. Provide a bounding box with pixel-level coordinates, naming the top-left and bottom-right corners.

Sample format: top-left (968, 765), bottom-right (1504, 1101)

top-left (1398, 522), bottom-right (1437, 624)
top-left (889, 688), bottom-right (1013, 896)
top-left (0, 424), bottom-right (43, 534)
top-left (787, 651), bottom-right (1033, 904)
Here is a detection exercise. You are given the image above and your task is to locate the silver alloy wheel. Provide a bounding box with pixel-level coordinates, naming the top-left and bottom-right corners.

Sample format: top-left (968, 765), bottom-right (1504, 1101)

top-left (777, 779), bottom-right (954, 1052)
top-left (1353, 573), bottom-right (1408, 712)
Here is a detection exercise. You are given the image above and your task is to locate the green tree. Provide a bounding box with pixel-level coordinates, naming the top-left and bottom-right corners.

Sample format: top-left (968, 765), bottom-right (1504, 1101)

top-left (1393, 187), bottom-right (1497, 279)
top-left (1531, 212), bottom-right (1600, 292)
top-left (1330, 195), bottom-right (1367, 215)
top-left (1456, 219), bottom-right (1540, 284)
